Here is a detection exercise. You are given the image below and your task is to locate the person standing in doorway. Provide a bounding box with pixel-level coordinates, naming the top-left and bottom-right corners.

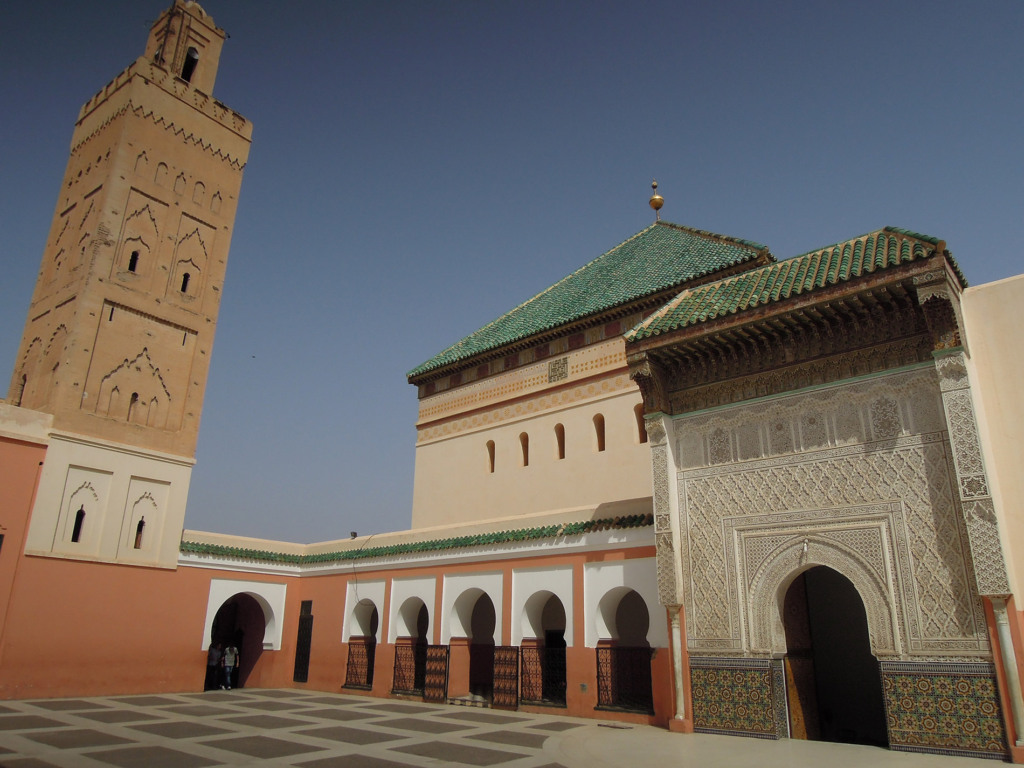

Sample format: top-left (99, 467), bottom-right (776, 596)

top-left (222, 644), bottom-right (239, 689)
top-left (205, 642), bottom-right (222, 691)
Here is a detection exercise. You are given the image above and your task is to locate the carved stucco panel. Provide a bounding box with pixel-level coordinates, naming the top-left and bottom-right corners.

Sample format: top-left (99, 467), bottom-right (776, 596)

top-left (674, 368), bottom-right (989, 659)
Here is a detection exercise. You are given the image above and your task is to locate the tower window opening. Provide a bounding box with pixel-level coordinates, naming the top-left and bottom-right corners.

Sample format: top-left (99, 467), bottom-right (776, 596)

top-left (128, 391), bottom-right (139, 422)
top-left (15, 374), bottom-right (26, 407)
top-left (486, 440), bottom-right (495, 473)
top-left (128, 250), bottom-right (139, 272)
top-left (554, 423), bottom-right (565, 460)
top-left (593, 413), bottom-right (606, 453)
top-left (180, 272), bottom-right (190, 293)
top-left (520, 432), bottom-right (530, 467)
top-left (72, 506), bottom-right (85, 543)
top-left (181, 47), bottom-right (199, 83)
top-left (109, 306), bottom-right (115, 321)
top-left (635, 404), bottom-right (648, 444)
top-left (134, 517), bottom-right (145, 549)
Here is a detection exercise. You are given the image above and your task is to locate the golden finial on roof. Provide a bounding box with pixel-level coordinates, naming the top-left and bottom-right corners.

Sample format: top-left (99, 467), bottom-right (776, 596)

top-left (649, 179), bottom-right (664, 221)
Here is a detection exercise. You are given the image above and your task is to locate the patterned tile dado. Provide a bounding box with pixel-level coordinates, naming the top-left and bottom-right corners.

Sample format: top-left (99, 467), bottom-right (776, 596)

top-left (690, 657), bottom-right (786, 739)
top-left (880, 661), bottom-right (1007, 759)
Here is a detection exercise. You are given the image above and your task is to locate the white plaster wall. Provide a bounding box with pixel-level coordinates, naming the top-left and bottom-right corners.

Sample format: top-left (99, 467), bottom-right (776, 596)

top-left (511, 565), bottom-right (574, 647)
top-left (25, 432), bottom-right (193, 568)
top-left (201, 579), bottom-right (286, 651)
top-left (342, 580), bottom-right (385, 643)
top-left (388, 576), bottom-right (436, 643)
top-left (441, 571), bottom-right (503, 644)
top-left (583, 558), bottom-right (665, 648)
top-left (964, 273), bottom-right (1024, 598)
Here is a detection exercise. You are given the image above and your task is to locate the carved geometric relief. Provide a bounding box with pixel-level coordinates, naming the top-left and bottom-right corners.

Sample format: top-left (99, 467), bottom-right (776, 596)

top-left (83, 303), bottom-right (197, 432)
top-left (114, 191), bottom-right (167, 280)
top-left (674, 369), bottom-right (990, 660)
top-left (167, 215), bottom-right (214, 304)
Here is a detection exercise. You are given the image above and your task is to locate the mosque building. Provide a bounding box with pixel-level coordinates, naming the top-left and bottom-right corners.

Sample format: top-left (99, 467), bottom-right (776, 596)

top-left (2, 1), bottom-right (1024, 762)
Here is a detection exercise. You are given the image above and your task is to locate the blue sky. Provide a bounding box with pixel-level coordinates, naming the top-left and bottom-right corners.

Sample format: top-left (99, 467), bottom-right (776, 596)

top-left (2, 1), bottom-right (1022, 542)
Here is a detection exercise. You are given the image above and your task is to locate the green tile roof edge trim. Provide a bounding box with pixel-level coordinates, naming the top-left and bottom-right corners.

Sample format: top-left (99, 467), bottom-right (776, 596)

top-left (407, 221), bottom-right (771, 380)
top-left (180, 513), bottom-right (654, 565)
top-left (626, 226), bottom-right (966, 343)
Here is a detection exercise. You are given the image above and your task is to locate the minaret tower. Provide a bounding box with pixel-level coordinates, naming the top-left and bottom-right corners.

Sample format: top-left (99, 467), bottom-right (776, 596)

top-left (8, 1), bottom-right (251, 567)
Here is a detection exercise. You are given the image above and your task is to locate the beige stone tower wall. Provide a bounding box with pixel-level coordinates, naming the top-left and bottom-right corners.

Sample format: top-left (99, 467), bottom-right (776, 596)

top-left (8, 0), bottom-right (251, 459)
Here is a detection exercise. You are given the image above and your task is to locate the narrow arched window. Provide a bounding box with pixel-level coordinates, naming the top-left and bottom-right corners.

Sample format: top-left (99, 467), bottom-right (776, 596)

top-left (635, 404), bottom-right (648, 444)
top-left (128, 251), bottom-right (139, 272)
top-left (520, 432), bottom-right (529, 467)
top-left (180, 272), bottom-right (190, 293)
top-left (72, 506), bottom-right (86, 543)
top-left (14, 374), bottom-right (26, 407)
top-left (486, 440), bottom-right (495, 474)
top-left (593, 414), bottom-right (606, 453)
top-left (181, 47), bottom-right (200, 83)
top-left (128, 391), bottom-right (139, 422)
top-left (554, 423), bottom-right (565, 460)
top-left (134, 517), bottom-right (146, 549)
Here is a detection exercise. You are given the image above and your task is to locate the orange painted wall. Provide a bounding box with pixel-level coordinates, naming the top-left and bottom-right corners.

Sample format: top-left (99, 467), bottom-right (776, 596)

top-left (0, 556), bottom-right (302, 699)
top-left (0, 437), bottom-right (46, 638)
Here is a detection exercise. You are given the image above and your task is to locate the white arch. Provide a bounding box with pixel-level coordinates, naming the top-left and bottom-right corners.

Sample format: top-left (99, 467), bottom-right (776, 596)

top-left (441, 572), bottom-right (502, 644)
top-left (343, 580), bottom-right (385, 643)
top-left (512, 565), bottom-right (573, 647)
top-left (583, 558), bottom-right (665, 648)
top-left (388, 576), bottom-right (435, 643)
top-left (201, 579), bottom-right (286, 651)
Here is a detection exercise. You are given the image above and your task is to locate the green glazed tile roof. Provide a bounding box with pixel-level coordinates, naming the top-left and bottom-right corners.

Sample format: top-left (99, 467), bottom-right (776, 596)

top-left (180, 513), bottom-right (654, 565)
top-left (408, 222), bottom-right (771, 379)
top-left (626, 227), bottom-right (963, 342)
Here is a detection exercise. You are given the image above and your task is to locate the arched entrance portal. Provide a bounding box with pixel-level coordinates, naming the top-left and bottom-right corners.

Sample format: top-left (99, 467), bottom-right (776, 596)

top-left (392, 598), bottom-right (429, 694)
top-left (595, 588), bottom-right (654, 713)
top-left (783, 566), bottom-right (888, 746)
top-left (210, 594), bottom-right (266, 689)
top-left (469, 594), bottom-right (496, 700)
top-left (345, 600), bottom-right (379, 690)
top-left (521, 593), bottom-right (567, 705)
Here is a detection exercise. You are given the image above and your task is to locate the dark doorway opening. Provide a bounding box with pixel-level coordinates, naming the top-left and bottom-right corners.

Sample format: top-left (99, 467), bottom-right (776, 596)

top-left (210, 594), bottom-right (266, 689)
top-left (783, 566), bottom-right (888, 747)
top-left (469, 594), bottom-right (496, 700)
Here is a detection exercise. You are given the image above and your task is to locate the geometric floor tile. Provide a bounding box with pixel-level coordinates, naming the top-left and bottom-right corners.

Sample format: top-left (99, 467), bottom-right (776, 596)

top-left (438, 711), bottom-right (530, 725)
top-left (527, 721), bottom-right (586, 731)
top-left (199, 735), bottom-right (326, 758)
top-left (109, 697), bottom-right (184, 707)
top-left (23, 729), bottom-right (133, 749)
top-left (294, 725), bottom-right (406, 745)
top-left (29, 700), bottom-right (109, 712)
top-left (468, 729), bottom-right (550, 748)
top-left (291, 708), bottom-right (380, 722)
top-left (77, 710), bottom-right (165, 724)
top-left (296, 756), bottom-right (419, 768)
top-left (376, 717), bottom-right (472, 733)
top-left (390, 740), bottom-right (527, 766)
top-left (129, 721), bottom-right (233, 739)
top-left (87, 745), bottom-right (222, 768)
top-left (0, 716), bottom-right (67, 731)
top-left (357, 703), bottom-right (434, 715)
top-left (218, 714), bottom-right (312, 729)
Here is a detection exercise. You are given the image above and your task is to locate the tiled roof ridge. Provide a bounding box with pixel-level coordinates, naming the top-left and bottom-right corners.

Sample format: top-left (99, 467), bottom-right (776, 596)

top-left (179, 513), bottom-right (654, 565)
top-left (626, 226), bottom-right (961, 342)
top-left (654, 220), bottom-right (770, 253)
top-left (407, 222), bottom-right (771, 379)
